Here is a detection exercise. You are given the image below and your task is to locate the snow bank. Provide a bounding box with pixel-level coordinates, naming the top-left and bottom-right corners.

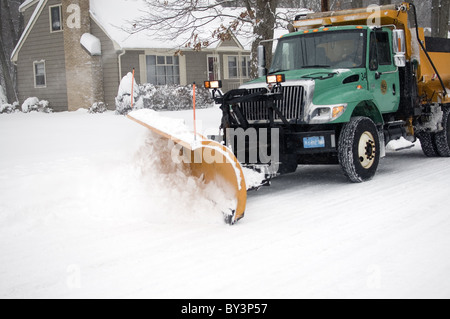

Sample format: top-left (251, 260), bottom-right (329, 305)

top-left (80, 33), bottom-right (101, 56)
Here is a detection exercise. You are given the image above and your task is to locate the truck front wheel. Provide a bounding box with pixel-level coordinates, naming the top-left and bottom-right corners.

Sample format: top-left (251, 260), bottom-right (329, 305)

top-left (338, 117), bottom-right (380, 183)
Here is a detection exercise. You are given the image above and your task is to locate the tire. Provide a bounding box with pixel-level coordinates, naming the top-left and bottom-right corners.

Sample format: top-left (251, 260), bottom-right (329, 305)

top-left (277, 154), bottom-right (298, 175)
top-left (338, 117), bottom-right (380, 183)
top-left (434, 107), bottom-right (450, 157)
top-left (416, 131), bottom-right (439, 157)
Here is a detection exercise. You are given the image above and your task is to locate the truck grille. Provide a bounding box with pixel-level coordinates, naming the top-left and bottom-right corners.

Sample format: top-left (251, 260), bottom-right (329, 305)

top-left (241, 86), bottom-right (304, 122)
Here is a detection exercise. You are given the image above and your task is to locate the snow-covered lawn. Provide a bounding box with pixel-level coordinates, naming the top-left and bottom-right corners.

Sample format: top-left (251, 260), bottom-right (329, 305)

top-left (1, 108), bottom-right (450, 299)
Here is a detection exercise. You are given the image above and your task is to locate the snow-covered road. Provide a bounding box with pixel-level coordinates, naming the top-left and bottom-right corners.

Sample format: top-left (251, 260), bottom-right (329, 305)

top-left (1, 108), bottom-right (449, 298)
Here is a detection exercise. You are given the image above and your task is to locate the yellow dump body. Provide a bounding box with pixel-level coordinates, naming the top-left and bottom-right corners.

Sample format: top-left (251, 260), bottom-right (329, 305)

top-left (293, 2), bottom-right (450, 104)
top-left (419, 33), bottom-right (450, 103)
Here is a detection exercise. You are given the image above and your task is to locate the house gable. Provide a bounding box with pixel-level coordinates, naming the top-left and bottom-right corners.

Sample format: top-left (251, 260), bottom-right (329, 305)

top-left (11, 0), bottom-right (47, 63)
top-left (216, 34), bottom-right (245, 51)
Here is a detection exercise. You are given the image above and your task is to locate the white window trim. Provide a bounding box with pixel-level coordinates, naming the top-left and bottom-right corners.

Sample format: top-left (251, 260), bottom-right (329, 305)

top-left (139, 52), bottom-right (186, 85)
top-left (33, 60), bottom-right (47, 88)
top-left (49, 4), bottom-right (63, 33)
top-left (206, 54), bottom-right (221, 81)
top-left (224, 54), bottom-right (251, 80)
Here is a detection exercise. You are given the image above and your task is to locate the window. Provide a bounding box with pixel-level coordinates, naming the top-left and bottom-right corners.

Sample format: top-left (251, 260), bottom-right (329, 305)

top-left (146, 55), bottom-right (180, 85)
top-left (226, 55), bottom-right (251, 79)
top-left (375, 32), bottom-right (391, 65)
top-left (34, 61), bottom-right (46, 88)
top-left (50, 5), bottom-right (62, 32)
top-left (369, 31), bottom-right (392, 70)
top-left (241, 56), bottom-right (251, 78)
top-left (270, 30), bottom-right (367, 72)
top-left (369, 32), bottom-right (378, 70)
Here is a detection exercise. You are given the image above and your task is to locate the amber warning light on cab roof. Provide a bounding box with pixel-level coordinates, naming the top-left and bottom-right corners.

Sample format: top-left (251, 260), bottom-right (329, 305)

top-left (266, 74), bottom-right (286, 84)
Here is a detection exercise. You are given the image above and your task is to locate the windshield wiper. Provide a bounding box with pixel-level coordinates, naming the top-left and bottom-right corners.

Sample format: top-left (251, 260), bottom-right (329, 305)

top-left (300, 65), bottom-right (330, 69)
top-left (302, 72), bottom-right (337, 80)
top-left (268, 69), bottom-right (289, 74)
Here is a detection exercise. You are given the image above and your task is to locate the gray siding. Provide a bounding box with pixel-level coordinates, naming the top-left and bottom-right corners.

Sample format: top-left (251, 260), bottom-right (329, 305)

top-left (91, 21), bottom-right (119, 110)
top-left (17, 0), bottom-right (68, 112)
top-left (23, 3), bottom-right (38, 26)
top-left (184, 51), bottom-right (208, 85)
top-left (121, 50), bottom-right (144, 84)
top-left (220, 38), bottom-right (240, 48)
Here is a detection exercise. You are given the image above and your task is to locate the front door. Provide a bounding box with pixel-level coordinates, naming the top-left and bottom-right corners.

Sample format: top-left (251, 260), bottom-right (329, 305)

top-left (207, 55), bottom-right (220, 81)
top-left (367, 30), bottom-right (400, 114)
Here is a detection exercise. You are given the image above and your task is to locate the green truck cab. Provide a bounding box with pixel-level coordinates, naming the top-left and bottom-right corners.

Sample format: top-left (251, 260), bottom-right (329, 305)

top-left (207, 4), bottom-right (450, 183)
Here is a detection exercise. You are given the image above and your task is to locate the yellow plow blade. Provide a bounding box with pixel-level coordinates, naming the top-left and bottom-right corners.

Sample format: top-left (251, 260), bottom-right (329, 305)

top-left (127, 110), bottom-right (247, 224)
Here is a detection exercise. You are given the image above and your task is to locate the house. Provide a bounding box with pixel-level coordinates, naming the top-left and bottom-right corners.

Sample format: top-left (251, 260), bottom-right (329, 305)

top-left (11, 0), bottom-right (254, 112)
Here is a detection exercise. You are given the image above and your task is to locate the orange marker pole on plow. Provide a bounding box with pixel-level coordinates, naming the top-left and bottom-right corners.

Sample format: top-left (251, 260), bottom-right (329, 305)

top-left (193, 82), bottom-right (197, 141)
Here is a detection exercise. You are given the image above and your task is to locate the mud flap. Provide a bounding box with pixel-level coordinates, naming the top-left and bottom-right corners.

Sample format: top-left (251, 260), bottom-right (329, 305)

top-left (127, 110), bottom-right (247, 224)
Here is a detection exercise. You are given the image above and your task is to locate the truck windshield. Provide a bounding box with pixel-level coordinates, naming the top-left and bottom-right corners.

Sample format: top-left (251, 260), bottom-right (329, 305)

top-left (270, 30), bottom-right (367, 73)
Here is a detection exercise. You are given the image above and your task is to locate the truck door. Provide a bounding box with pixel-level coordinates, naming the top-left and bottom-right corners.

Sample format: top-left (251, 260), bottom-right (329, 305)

top-left (367, 30), bottom-right (400, 113)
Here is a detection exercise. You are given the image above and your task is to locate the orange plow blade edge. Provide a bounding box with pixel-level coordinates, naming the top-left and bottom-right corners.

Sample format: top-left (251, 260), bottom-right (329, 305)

top-left (127, 110), bottom-right (247, 224)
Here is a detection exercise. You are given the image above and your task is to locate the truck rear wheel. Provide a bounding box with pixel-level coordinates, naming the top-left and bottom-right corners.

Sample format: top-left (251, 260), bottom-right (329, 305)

top-left (434, 107), bottom-right (450, 157)
top-left (416, 131), bottom-right (439, 157)
top-left (338, 117), bottom-right (380, 183)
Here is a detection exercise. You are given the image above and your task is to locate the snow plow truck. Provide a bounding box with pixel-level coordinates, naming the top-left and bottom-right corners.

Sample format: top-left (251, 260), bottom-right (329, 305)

top-left (129, 2), bottom-right (450, 224)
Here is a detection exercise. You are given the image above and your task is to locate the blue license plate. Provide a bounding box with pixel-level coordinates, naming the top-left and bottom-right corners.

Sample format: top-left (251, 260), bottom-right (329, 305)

top-left (303, 136), bottom-right (325, 149)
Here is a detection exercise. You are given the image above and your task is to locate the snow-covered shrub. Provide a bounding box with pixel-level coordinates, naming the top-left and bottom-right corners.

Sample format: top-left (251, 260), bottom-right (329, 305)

top-left (115, 72), bottom-right (140, 115)
top-left (140, 84), bottom-right (214, 111)
top-left (88, 102), bottom-right (107, 114)
top-left (21, 97), bottom-right (52, 113)
top-left (115, 73), bottom-right (214, 115)
top-left (0, 102), bottom-right (19, 114)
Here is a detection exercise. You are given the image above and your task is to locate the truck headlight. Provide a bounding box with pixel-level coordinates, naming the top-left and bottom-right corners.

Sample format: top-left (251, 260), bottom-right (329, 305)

top-left (309, 104), bottom-right (347, 123)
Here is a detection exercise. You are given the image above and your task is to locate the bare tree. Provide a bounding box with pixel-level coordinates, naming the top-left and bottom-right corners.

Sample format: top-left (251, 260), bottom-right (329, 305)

top-left (431, 0), bottom-right (449, 38)
top-left (0, 0), bottom-right (24, 103)
top-left (351, 0), bottom-right (363, 9)
top-left (130, 0), bottom-right (287, 78)
top-left (438, 0), bottom-right (449, 38)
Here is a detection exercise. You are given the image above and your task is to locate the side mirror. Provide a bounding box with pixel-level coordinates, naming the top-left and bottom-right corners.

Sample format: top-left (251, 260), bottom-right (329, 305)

top-left (393, 29), bottom-right (406, 67)
top-left (257, 45), bottom-right (267, 77)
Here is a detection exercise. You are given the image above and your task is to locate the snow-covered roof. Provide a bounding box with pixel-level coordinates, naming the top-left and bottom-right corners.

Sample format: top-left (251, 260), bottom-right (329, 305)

top-left (80, 33), bottom-right (101, 56)
top-left (89, 0), bottom-right (250, 51)
top-left (19, 0), bottom-right (39, 12)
